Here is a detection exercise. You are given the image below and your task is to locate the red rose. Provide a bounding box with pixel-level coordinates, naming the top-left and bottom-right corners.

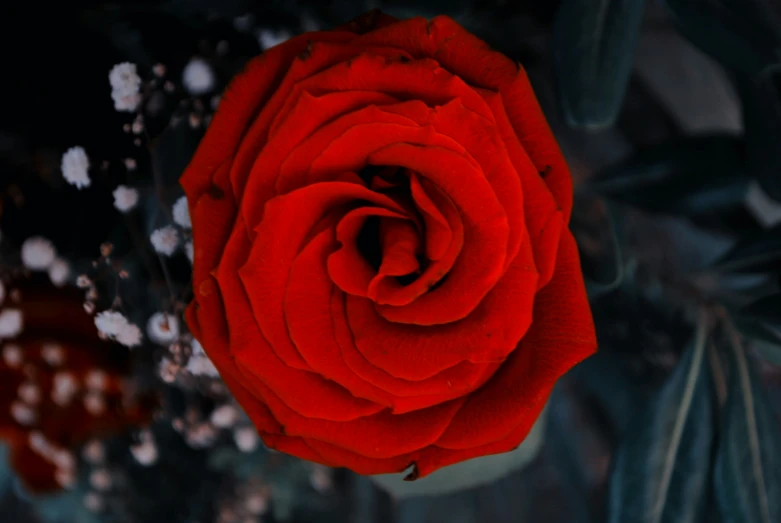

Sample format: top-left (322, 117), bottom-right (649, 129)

top-left (182, 11), bottom-right (596, 479)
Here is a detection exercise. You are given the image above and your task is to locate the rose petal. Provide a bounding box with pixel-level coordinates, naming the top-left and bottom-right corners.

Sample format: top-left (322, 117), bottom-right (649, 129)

top-left (435, 231), bottom-right (596, 449)
top-left (238, 182), bottom-right (403, 370)
top-left (327, 206), bottom-right (412, 298)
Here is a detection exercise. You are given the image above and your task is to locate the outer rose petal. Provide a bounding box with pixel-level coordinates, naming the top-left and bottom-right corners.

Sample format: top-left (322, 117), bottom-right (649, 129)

top-left (355, 15), bottom-right (573, 219)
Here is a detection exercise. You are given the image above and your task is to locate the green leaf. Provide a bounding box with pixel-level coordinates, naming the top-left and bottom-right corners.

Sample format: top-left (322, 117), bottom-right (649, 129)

top-left (740, 294), bottom-right (781, 329)
top-left (712, 224), bottom-right (781, 272)
top-left (552, 0), bottom-right (647, 130)
top-left (587, 135), bottom-right (748, 215)
top-left (582, 201), bottom-right (625, 298)
top-left (735, 318), bottom-right (781, 366)
top-left (737, 72), bottom-right (781, 201)
top-left (714, 331), bottom-right (781, 523)
top-left (608, 317), bottom-right (714, 523)
top-left (662, 0), bottom-right (781, 76)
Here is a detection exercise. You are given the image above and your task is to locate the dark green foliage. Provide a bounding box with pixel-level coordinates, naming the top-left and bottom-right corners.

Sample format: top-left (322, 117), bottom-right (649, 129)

top-left (608, 322), bottom-right (713, 523)
top-left (714, 336), bottom-right (781, 523)
top-left (552, 0), bottom-right (647, 129)
top-left (587, 135), bottom-right (749, 216)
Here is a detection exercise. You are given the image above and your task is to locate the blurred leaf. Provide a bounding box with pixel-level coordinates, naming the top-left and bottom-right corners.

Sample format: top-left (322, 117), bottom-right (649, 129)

top-left (662, 0), bottom-right (781, 76)
top-left (735, 317), bottom-right (781, 367)
top-left (583, 202), bottom-right (625, 298)
top-left (586, 135), bottom-right (748, 215)
top-left (740, 294), bottom-right (781, 328)
top-left (570, 352), bottom-right (641, 439)
top-left (552, 0), bottom-right (647, 130)
top-left (737, 71), bottom-right (781, 201)
top-left (712, 224), bottom-right (781, 272)
top-left (608, 317), bottom-right (713, 523)
top-left (547, 392), bottom-right (594, 523)
top-left (714, 329), bottom-right (781, 523)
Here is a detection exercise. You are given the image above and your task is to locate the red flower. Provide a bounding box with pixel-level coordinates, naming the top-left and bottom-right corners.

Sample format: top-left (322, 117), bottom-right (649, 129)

top-left (182, 11), bottom-right (596, 479)
top-left (0, 282), bottom-right (153, 492)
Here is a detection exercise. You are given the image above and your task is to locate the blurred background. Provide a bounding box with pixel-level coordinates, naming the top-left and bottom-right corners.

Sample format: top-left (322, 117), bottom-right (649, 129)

top-left (1, 0), bottom-right (780, 522)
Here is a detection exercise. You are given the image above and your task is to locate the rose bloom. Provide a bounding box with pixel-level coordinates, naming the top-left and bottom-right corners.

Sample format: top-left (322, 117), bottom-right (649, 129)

top-left (182, 11), bottom-right (596, 478)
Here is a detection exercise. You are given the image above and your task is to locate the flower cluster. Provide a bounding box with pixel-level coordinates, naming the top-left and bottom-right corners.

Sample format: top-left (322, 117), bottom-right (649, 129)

top-left (0, 279), bottom-right (154, 493)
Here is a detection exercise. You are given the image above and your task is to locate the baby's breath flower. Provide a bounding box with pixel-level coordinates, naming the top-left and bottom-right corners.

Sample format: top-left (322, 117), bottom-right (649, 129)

top-left (257, 28), bottom-right (291, 50)
top-left (146, 312), bottom-right (179, 345)
top-left (150, 226), bottom-right (179, 256)
top-left (109, 62), bottom-right (142, 112)
top-left (82, 440), bottom-right (105, 464)
top-left (89, 468), bottom-right (113, 491)
top-left (116, 322), bottom-right (143, 348)
top-left (158, 357), bottom-right (179, 383)
top-left (3, 343), bottom-right (23, 367)
top-left (182, 58), bottom-right (215, 95)
top-left (186, 353), bottom-right (219, 377)
top-left (113, 185), bottom-right (139, 213)
top-left (48, 258), bottom-right (70, 287)
top-left (210, 404), bottom-right (239, 429)
top-left (61, 146), bottom-right (91, 189)
top-left (21, 236), bottom-right (57, 271)
top-left (94, 310), bottom-right (129, 337)
top-left (0, 309), bottom-right (23, 338)
top-left (245, 491), bottom-right (269, 516)
top-left (84, 492), bottom-right (104, 512)
top-left (185, 241), bottom-right (194, 263)
top-left (233, 426), bottom-right (259, 453)
top-left (130, 438), bottom-right (158, 466)
top-left (172, 196), bottom-right (191, 229)
top-left (186, 338), bottom-right (219, 377)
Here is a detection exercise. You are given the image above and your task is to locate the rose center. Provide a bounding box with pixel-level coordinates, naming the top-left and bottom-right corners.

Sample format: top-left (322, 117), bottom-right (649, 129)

top-left (355, 165), bottom-right (427, 286)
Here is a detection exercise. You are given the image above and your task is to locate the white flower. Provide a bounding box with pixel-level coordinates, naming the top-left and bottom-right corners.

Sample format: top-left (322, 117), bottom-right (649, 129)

top-left (116, 323), bottom-right (143, 347)
top-left (82, 440), bottom-right (105, 464)
top-left (113, 185), bottom-right (139, 213)
top-left (61, 146), bottom-right (91, 189)
top-left (244, 492), bottom-right (269, 516)
top-left (48, 258), bottom-right (70, 287)
top-left (150, 226), bottom-right (179, 256)
top-left (109, 62), bottom-right (142, 112)
top-left (186, 353), bottom-right (219, 377)
top-left (172, 196), bottom-right (191, 229)
top-left (21, 236), bottom-right (57, 271)
top-left (182, 58), bottom-right (215, 95)
top-left (2, 343), bottom-right (22, 367)
top-left (11, 401), bottom-right (37, 425)
top-left (191, 339), bottom-right (205, 356)
top-left (233, 426), bottom-right (259, 453)
top-left (84, 492), bottom-right (104, 512)
top-left (130, 440), bottom-right (158, 466)
top-left (94, 310), bottom-right (129, 337)
top-left (185, 241), bottom-right (193, 263)
top-left (89, 469), bottom-right (112, 491)
top-left (41, 343), bottom-right (65, 366)
top-left (257, 28), bottom-right (291, 50)
top-left (51, 372), bottom-right (78, 406)
top-left (85, 369), bottom-right (108, 391)
top-left (146, 312), bottom-right (179, 345)
top-left (0, 309), bottom-right (23, 338)
top-left (186, 339), bottom-right (219, 376)
top-left (210, 404), bottom-right (239, 428)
